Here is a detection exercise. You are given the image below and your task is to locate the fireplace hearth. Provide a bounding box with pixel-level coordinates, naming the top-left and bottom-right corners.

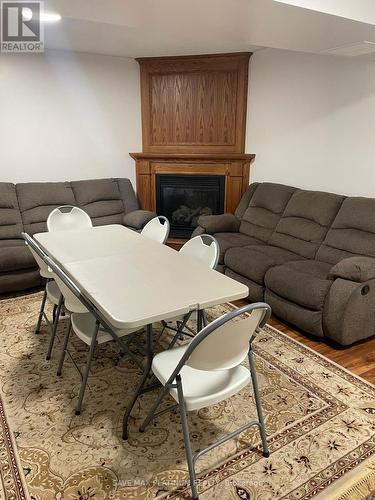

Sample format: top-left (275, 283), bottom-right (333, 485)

top-left (156, 174), bottom-right (225, 238)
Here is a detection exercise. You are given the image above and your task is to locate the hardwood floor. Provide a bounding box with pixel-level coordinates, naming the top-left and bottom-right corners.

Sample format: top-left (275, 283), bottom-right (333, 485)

top-left (234, 299), bottom-right (375, 385)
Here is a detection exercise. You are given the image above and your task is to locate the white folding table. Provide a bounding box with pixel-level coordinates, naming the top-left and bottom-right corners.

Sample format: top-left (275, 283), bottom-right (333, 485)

top-left (34, 224), bottom-right (249, 437)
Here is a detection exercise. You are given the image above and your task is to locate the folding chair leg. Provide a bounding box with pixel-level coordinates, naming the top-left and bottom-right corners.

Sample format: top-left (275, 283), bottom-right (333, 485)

top-left (139, 385), bottom-right (170, 432)
top-left (75, 320), bottom-right (99, 415)
top-left (46, 295), bottom-right (63, 361)
top-left (35, 287), bottom-right (47, 334)
top-left (176, 375), bottom-right (199, 500)
top-left (57, 316), bottom-right (72, 376)
top-left (248, 348), bottom-right (270, 458)
top-left (122, 324), bottom-right (153, 440)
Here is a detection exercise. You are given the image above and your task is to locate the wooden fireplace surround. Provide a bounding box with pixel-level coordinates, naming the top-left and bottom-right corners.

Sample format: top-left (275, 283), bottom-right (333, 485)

top-left (131, 152), bottom-right (254, 215)
top-left (130, 52), bottom-right (255, 241)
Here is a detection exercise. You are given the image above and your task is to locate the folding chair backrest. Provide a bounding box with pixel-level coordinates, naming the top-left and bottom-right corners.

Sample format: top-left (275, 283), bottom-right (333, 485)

top-left (179, 235), bottom-right (219, 269)
top-left (22, 232), bottom-right (89, 314)
top-left (28, 245), bottom-right (53, 279)
top-left (141, 216), bottom-right (170, 244)
top-left (47, 206), bottom-right (92, 232)
top-left (52, 274), bottom-right (88, 314)
top-left (186, 305), bottom-right (270, 371)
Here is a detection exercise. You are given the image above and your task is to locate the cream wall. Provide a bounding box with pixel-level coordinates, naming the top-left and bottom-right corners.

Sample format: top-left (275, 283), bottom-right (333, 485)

top-left (0, 50), bottom-right (141, 185)
top-left (246, 48), bottom-right (375, 197)
top-left (2, 47), bottom-right (375, 198)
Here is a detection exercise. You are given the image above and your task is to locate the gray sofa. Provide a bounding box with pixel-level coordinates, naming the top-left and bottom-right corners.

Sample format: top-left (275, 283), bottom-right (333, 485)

top-left (193, 182), bottom-right (375, 346)
top-left (0, 178), bottom-right (155, 294)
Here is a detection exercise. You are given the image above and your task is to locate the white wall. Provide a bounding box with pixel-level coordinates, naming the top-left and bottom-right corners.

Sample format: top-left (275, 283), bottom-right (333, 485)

top-left (0, 50), bottom-right (141, 185)
top-left (247, 48), bottom-right (375, 197)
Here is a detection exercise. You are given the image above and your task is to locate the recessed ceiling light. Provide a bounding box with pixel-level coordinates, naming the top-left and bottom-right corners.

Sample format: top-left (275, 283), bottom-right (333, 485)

top-left (22, 8), bottom-right (61, 23)
top-left (41, 12), bottom-right (62, 23)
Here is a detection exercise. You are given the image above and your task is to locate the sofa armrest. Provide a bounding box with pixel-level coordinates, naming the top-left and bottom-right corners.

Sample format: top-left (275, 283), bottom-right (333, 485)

top-left (329, 256), bottom-right (375, 283)
top-left (197, 213), bottom-right (240, 234)
top-left (123, 209), bottom-right (156, 230)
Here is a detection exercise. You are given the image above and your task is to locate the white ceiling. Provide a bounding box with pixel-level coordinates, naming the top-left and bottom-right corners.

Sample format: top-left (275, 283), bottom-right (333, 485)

top-left (274, 0), bottom-right (375, 25)
top-left (43, 0), bottom-right (375, 58)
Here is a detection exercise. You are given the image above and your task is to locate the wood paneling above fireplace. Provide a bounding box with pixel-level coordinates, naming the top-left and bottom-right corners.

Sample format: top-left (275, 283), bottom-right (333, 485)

top-left (137, 53), bottom-right (251, 154)
top-left (131, 53), bottom-right (255, 241)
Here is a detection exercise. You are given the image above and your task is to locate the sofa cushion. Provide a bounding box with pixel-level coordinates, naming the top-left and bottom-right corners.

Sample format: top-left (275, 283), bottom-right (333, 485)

top-left (71, 178), bottom-right (125, 225)
top-left (269, 190), bottom-right (344, 259)
top-left (224, 244), bottom-right (301, 284)
top-left (225, 269), bottom-right (265, 302)
top-left (239, 183), bottom-right (296, 242)
top-left (0, 269), bottom-right (41, 294)
top-left (0, 243), bottom-right (36, 272)
top-left (17, 182), bottom-right (75, 235)
top-left (123, 210), bottom-right (156, 230)
top-left (316, 197), bottom-right (375, 264)
top-left (265, 289), bottom-right (325, 337)
top-left (214, 233), bottom-right (262, 264)
top-left (0, 183), bottom-right (23, 240)
top-left (265, 260), bottom-right (332, 310)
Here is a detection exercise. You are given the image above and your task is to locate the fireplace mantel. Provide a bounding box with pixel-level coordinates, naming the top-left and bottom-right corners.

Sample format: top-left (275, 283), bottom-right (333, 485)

top-left (130, 152), bottom-right (255, 215)
top-left (130, 153), bottom-right (255, 161)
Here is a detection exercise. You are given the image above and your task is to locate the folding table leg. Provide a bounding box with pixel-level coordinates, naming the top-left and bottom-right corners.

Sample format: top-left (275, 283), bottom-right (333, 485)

top-left (122, 324), bottom-right (153, 440)
top-left (168, 311), bottom-right (192, 350)
top-left (139, 385), bottom-right (170, 432)
top-left (202, 310), bottom-right (207, 328)
top-left (197, 310), bottom-right (204, 332)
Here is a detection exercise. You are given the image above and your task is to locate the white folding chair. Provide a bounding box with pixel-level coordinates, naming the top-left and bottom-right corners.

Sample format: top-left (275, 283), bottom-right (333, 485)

top-left (26, 242), bottom-right (63, 359)
top-left (160, 235), bottom-right (219, 346)
top-left (23, 233), bottom-right (142, 416)
top-left (179, 234), bottom-right (219, 269)
top-left (47, 205), bottom-right (92, 232)
top-left (141, 216), bottom-right (170, 244)
top-left (27, 206), bottom-right (92, 358)
top-left (140, 303), bottom-right (271, 500)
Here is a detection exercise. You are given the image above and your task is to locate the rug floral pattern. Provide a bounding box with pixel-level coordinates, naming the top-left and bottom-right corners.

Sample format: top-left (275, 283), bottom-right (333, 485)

top-left (0, 292), bottom-right (375, 499)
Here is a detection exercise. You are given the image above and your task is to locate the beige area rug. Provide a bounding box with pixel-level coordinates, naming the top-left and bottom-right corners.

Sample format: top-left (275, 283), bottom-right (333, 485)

top-left (1, 293), bottom-right (375, 499)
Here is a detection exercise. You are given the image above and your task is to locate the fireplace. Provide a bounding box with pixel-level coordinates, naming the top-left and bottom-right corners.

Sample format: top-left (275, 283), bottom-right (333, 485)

top-left (156, 174), bottom-right (225, 238)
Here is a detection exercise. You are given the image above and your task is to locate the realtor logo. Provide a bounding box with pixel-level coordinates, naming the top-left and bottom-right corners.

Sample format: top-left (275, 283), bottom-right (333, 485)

top-left (1, 1), bottom-right (44, 52)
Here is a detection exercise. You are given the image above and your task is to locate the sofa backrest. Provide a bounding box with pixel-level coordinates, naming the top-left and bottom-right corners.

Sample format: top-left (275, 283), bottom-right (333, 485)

top-left (15, 178), bottom-right (139, 235)
top-left (0, 183), bottom-right (23, 241)
top-left (316, 197), bottom-right (375, 264)
top-left (17, 182), bottom-right (76, 235)
top-left (70, 178), bottom-right (136, 226)
top-left (269, 189), bottom-right (345, 259)
top-left (239, 183), bottom-right (296, 242)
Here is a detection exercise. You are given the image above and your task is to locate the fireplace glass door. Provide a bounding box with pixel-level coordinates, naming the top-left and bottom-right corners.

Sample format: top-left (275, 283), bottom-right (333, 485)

top-left (156, 174), bottom-right (225, 238)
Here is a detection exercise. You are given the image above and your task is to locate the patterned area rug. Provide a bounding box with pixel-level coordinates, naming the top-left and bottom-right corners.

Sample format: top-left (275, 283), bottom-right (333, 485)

top-left (1, 293), bottom-right (375, 500)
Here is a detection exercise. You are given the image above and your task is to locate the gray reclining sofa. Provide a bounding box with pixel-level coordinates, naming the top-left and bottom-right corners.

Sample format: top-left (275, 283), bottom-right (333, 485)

top-left (0, 178), bottom-right (155, 294)
top-left (193, 182), bottom-right (375, 346)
